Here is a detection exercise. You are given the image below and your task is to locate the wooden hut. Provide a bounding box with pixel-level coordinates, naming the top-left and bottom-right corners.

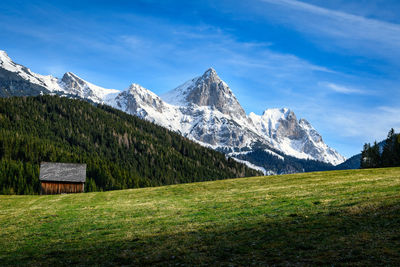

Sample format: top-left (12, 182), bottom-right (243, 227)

top-left (39, 162), bottom-right (86, 195)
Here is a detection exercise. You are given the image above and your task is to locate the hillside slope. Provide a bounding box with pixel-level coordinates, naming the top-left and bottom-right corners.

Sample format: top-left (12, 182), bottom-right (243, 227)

top-left (0, 50), bottom-right (345, 173)
top-left (0, 168), bottom-right (399, 266)
top-left (0, 96), bottom-right (260, 194)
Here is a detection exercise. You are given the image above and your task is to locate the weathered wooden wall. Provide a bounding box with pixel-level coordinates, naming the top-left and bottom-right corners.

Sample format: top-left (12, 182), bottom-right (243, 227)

top-left (40, 181), bottom-right (84, 195)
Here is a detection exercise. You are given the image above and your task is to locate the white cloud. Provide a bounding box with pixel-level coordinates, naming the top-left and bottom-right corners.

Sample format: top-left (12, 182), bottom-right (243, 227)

top-left (324, 107), bottom-right (400, 141)
top-left (323, 82), bottom-right (370, 95)
top-left (260, 0), bottom-right (400, 61)
top-left (114, 24), bottom-right (336, 81)
top-left (378, 106), bottom-right (400, 114)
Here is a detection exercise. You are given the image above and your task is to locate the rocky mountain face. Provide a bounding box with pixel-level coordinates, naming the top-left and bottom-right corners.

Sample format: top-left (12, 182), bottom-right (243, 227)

top-left (60, 72), bottom-right (120, 103)
top-left (0, 51), bottom-right (119, 101)
top-left (162, 68), bottom-right (247, 119)
top-left (159, 69), bottom-right (345, 166)
top-left (0, 51), bottom-right (60, 97)
top-left (247, 109), bottom-right (344, 165)
top-left (0, 50), bottom-right (346, 173)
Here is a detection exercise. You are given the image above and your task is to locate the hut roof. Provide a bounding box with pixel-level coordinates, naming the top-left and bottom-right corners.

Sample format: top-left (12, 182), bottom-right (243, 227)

top-left (39, 162), bottom-right (86, 183)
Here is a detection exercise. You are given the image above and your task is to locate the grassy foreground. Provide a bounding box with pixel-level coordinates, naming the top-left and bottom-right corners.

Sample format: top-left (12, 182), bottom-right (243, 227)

top-left (1, 168), bottom-right (400, 266)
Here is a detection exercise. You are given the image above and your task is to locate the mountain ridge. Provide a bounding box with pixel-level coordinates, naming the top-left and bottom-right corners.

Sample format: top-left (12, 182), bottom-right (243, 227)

top-left (0, 95), bottom-right (261, 194)
top-left (161, 67), bottom-right (247, 119)
top-left (0, 50), bottom-right (346, 173)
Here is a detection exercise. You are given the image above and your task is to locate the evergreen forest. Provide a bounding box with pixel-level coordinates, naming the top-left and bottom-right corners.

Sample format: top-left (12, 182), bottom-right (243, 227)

top-left (361, 128), bottom-right (400, 168)
top-left (0, 96), bottom-right (261, 194)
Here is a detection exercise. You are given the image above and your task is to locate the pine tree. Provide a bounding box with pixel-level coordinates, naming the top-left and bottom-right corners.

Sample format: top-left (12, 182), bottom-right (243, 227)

top-left (382, 128), bottom-right (395, 167)
top-left (361, 142), bottom-right (380, 168)
top-left (371, 141), bottom-right (381, 168)
top-left (361, 143), bottom-right (371, 168)
top-left (0, 95), bottom-right (262, 194)
top-left (394, 134), bottom-right (400, 166)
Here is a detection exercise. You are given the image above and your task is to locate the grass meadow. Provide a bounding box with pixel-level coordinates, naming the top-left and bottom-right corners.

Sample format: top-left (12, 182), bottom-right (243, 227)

top-left (1, 168), bottom-right (400, 266)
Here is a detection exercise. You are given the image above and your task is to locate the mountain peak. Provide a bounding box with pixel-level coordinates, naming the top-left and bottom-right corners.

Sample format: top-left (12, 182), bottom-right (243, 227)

top-left (128, 83), bottom-right (145, 94)
top-left (0, 51), bottom-right (346, 168)
top-left (61, 72), bottom-right (86, 88)
top-left (129, 83), bottom-right (142, 88)
top-left (128, 83), bottom-right (148, 92)
top-left (0, 50), bottom-right (17, 70)
top-left (206, 67), bottom-right (216, 72)
top-left (64, 71), bottom-right (79, 78)
top-left (161, 68), bottom-right (246, 118)
top-left (127, 83), bottom-right (160, 99)
top-left (60, 72), bottom-right (119, 102)
top-left (0, 50), bottom-right (9, 59)
top-left (199, 68), bottom-right (224, 85)
top-left (202, 67), bottom-right (218, 78)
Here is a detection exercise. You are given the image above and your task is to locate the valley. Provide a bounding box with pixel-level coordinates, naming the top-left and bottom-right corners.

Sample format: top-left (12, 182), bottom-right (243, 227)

top-left (0, 96), bottom-right (260, 194)
top-left (1, 1), bottom-right (399, 266)
top-left (0, 50), bottom-right (346, 175)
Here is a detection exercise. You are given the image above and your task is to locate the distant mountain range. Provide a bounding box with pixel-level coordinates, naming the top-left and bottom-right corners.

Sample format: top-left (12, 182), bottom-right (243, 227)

top-left (0, 50), bottom-right (347, 174)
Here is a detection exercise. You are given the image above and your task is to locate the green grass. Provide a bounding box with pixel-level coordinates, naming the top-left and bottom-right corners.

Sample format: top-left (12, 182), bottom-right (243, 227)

top-left (1, 168), bottom-right (400, 266)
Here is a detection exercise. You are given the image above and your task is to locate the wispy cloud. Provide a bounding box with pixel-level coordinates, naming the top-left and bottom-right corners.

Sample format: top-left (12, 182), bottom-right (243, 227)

top-left (378, 106), bottom-right (400, 116)
top-left (323, 82), bottom-right (370, 95)
top-left (330, 108), bottom-right (400, 139)
top-left (0, 8), bottom-right (338, 92)
top-left (111, 23), bottom-right (337, 88)
top-left (2, 0), bottom-right (398, 157)
top-left (260, 0), bottom-right (400, 61)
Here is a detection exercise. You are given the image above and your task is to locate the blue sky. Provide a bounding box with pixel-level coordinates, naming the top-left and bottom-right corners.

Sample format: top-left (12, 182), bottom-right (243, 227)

top-left (1, 0), bottom-right (400, 158)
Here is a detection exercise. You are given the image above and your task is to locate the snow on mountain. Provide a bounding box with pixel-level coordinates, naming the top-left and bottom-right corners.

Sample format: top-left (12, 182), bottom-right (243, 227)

top-left (162, 69), bottom-right (344, 165)
top-left (248, 108), bottom-right (345, 165)
top-left (160, 76), bottom-right (199, 106)
top-left (0, 50), bottom-right (120, 103)
top-left (161, 68), bottom-right (247, 119)
top-left (0, 50), bottom-right (346, 167)
top-left (264, 149), bottom-right (285, 161)
top-left (0, 50), bottom-right (63, 93)
top-left (60, 72), bottom-right (120, 103)
top-left (111, 83), bottom-right (188, 132)
top-left (231, 157), bottom-right (268, 175)
top-left (113, 81), bottom-right (260, 150)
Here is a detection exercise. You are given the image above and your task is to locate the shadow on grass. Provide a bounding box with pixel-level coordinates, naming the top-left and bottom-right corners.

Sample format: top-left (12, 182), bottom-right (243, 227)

top-left (3, 202), bottom-right (400, 266)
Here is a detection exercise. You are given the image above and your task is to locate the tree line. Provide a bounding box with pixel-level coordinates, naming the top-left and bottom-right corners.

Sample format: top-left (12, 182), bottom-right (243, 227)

top-left (234, 149), bottom-right (337, 175)
top-left (361, 128), bottom-right (400, 168)
top-left (0, 95), bottom-right (261, 194)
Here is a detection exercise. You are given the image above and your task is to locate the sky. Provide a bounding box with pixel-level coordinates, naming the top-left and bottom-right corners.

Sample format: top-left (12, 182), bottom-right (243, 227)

top-left (1, 0), bottom-right (400, 158)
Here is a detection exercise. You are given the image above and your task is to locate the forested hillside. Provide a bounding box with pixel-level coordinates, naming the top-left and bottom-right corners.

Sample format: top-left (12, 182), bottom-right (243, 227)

top-left (233, 149), bottom-right (337, 174)
top-left (0, 96), bottom-right (261, 194)
top-left (361, 128), bottom-right (400, 168)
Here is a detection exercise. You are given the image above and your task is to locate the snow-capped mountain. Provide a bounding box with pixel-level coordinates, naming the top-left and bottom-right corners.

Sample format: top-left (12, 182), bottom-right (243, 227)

top-left (0, 50), bottom-right (119, 102)
top-left (248, 108), bottom-right (344, 165)
top-left (60, 72), bottom-right (120, 103)
top-left (111, 67), bottom-right (344, 166)
top-left (161, 68), bottom-right (263, 149)
top-left (161, 68), bottom-right (247, 119)
top-left (111, 83), bottom-right (181, 128)
top-left (0, 50), bottom-right (345, 172)
top-left (0, 50), bottom-right (63, 96)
